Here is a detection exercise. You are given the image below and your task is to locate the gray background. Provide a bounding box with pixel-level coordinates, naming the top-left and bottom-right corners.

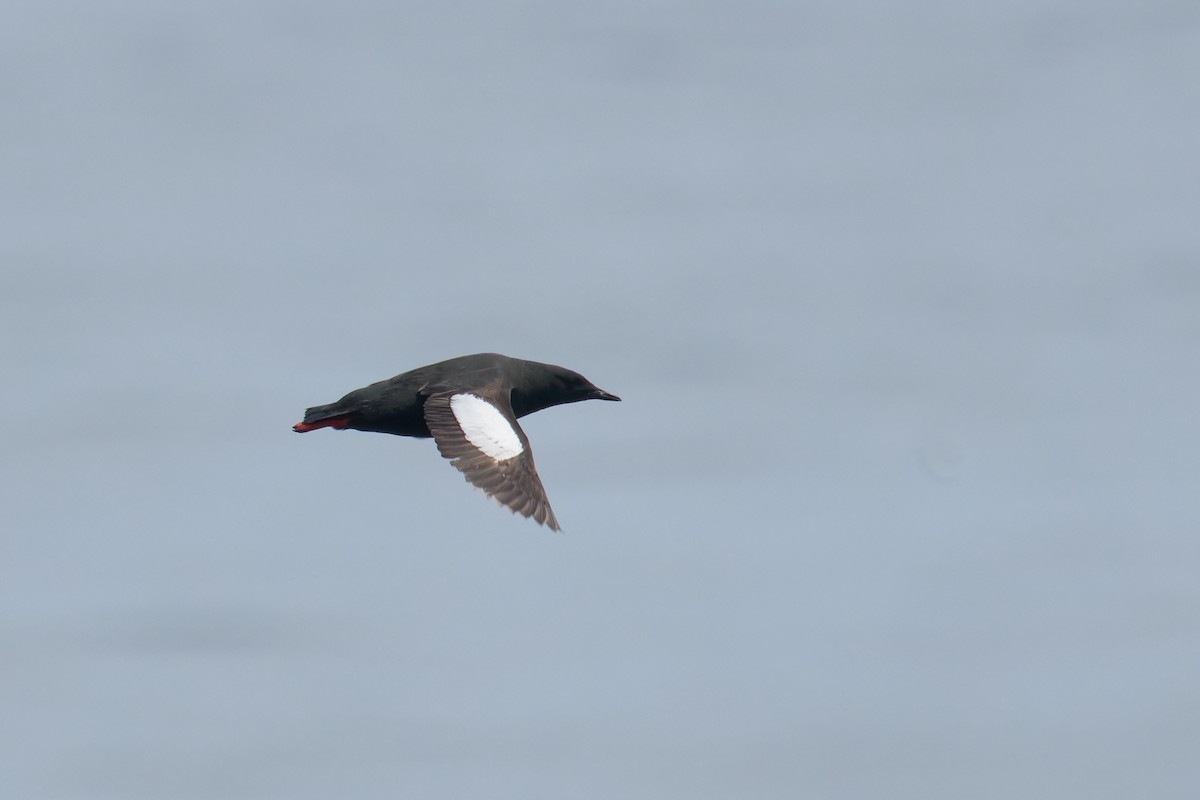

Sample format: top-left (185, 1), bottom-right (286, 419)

top-left (3, 1), bottom-right (1198, 798)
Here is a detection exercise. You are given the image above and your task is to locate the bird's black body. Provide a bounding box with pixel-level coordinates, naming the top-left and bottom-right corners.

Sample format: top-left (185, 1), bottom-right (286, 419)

top-left (294, 353), bottom-right (619, 530)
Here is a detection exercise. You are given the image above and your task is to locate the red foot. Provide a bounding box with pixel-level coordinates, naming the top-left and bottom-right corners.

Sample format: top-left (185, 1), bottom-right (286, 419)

top-left (293, 416), bottom-right (352, 432)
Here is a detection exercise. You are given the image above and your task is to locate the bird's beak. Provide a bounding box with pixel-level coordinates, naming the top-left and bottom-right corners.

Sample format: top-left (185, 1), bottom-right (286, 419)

top-left (591, 388), bottom-right (621, 402)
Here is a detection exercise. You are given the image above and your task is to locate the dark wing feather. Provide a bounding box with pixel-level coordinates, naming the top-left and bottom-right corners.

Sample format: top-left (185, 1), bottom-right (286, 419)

top-left (422, 392), bottom-right (561, 531)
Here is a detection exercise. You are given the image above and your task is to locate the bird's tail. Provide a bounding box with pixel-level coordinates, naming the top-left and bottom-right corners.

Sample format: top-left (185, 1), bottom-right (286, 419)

top-left (293, 403), bottom-right (353, 433)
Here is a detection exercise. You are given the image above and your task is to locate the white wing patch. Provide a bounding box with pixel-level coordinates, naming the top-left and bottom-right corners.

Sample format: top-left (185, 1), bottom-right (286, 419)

top-left (449, 394), bottom-right (524, 461)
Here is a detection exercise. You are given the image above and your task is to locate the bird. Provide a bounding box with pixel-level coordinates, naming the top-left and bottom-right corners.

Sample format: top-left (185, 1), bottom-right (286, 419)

top-left (293, 353), bottom-right (620, 530)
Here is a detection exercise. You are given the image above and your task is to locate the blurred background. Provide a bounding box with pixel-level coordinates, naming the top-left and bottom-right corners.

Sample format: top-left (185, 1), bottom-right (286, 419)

top-left (2, 1), bottom-right (1198, 798)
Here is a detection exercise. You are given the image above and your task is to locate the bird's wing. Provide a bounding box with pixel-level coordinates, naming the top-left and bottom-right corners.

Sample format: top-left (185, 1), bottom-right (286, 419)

top-left (422, 391), bottom-right (560, 531)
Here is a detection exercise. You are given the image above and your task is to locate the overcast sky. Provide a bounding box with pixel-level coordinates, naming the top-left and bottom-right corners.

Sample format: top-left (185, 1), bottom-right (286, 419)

top-left (2, 2), bottom-right (1198, 798)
